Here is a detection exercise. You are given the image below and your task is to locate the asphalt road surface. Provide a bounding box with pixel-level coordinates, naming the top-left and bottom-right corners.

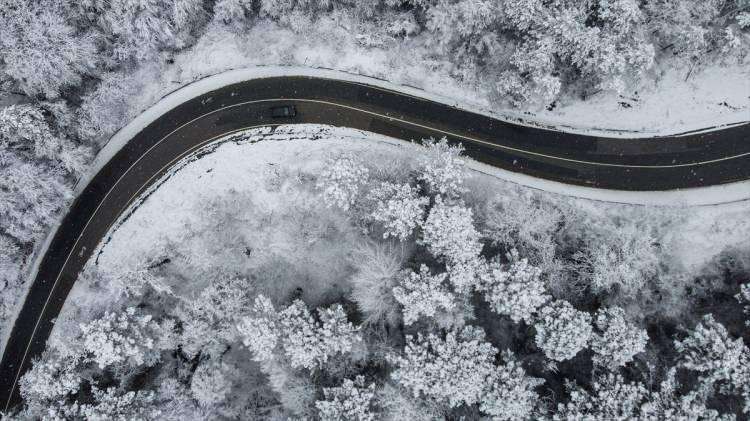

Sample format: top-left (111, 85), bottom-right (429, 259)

top-left (1, 76), bottom-right (749, 411)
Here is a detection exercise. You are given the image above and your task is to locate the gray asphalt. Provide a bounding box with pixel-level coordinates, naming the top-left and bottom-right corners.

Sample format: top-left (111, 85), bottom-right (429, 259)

top-left (1, 76), bottom-right (749, 411)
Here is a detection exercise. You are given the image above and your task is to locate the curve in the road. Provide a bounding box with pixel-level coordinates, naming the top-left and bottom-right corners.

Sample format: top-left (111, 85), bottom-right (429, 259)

top-left (1, 75), bottom-right (749, 411)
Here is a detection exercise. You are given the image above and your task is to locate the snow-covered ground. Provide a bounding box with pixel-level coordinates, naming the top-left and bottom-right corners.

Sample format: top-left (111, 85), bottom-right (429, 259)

top-left (54, 125), bottom-right (750, 331)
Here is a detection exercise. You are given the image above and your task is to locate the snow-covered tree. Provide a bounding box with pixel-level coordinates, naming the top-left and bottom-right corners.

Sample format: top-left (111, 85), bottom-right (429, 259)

top-left (214, 0), bottom-right (256, 26)
top-left (368, 182), bottom-right (428, 240)
top-left (577, 222), bottom-right (661, 295)
top-left (0, 105), bottom-right (89, 244)
top-left (79, 307), bottom-right (168, 370)
top-left (392, 264), bottom-right (457, 325)
top-left (418, 138), bottom-right (467, 197)
top-left (590, 307), bottom-right (648, 368)
top-left (477, 251), bottom-right (550, 323)
top-left (480, 351), bottom-right (544, 420)
top-left (675, 314), bottom-right (750, 413)
top-left (348, 241), bottom-right (404, 325)
top-left (389, 326), bottom-right (497, 407)
top-left (737, 283), bottom-right (750, 326)
top-left (238, 295), bottom-right (362, 370)
top-left (178, 276), bottom-right (254, 359)
top-left (534, 300), bottom-right (592, 361)
top-left (317, 154), bottom-right (370, 211)
top-left (75, 71), bottom-right (142, 142)
top-left (77, 0), bottom-right (207, 63)
top-left (316, 375), bottom-right (377, 421)
top-left (484, 194), bottom-right (561, 266)
top-left (555, 374), bottom-right (649, 421)
top-left (377, 382), bottom-right (446, 421)
top-left (421, 196), bottom-right (482, 291)
top-left (79, 386), bottom-right (160, 421)
top-left (190, 361), bottom-right (233, 408)
top-left (641, 368), bottom-right (732, 420)
top-left (19, 353), bottom-right (81, 405)
top-left (0, 0), bottom-right (97, 97)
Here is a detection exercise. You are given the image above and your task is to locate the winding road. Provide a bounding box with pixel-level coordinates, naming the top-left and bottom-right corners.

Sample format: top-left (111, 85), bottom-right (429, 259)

top-left (1, 75), bottom-right (749, 411)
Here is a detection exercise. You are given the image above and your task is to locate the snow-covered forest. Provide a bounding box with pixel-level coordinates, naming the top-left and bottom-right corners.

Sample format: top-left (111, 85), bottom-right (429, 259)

top-left (5, 126), bottom-right (748, 419)
top-left (0, 1), bottom-right (749, 333)
top-left (0, 0), bottom-right (749, 419)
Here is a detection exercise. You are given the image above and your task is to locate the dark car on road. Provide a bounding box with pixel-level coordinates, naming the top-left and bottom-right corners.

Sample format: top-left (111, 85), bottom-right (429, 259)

top-left (271, 105), bottom-right (296, 118)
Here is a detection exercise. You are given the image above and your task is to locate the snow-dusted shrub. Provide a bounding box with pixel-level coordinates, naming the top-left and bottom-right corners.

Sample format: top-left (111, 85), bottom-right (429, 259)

top-left (238, 295), bottom-right (362, 369)
top-left (368, 182), bottom-right (428, 240)
top-left (590, 307), bottom-right (648, 368)
top-left (555, 374), bottom-right (649, 421)
top-left (480, 351), bottom-right (544, 420)
top-left (316, 376), bottom-right (377, 421)
top-left (349, 241), bottom-right (405, 325)
top-left (534, 301), bottom-right (592, 361)
top-left (392, 264), bottom-right (457, 325)
top-left (421, 196), bottom-right (483, 291)
top-left (389, 326), bottom-right (497, 407)
top-left (478, 252), bottom-right (550, 323)
top-left (190, 361), bottom-right (233, 408)
top-left (317, 153), bottom-right (370, 211)
top-left (418, 138), bottom-right (467, 197)
top-left (79, 307), bottom-right (165, 369)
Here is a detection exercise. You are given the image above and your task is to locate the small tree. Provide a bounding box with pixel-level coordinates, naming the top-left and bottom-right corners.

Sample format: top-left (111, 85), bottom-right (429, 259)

top-left (317, 154), bottom-right (370, 211)
top-left (590, 307), bottom-right (648, 368)
top-left (534, 301), bottom-right (592, 362)
top-left (368, 182), bottom-right (428, 240)
top-left (389, 326), bottom-right (497, 407)
top-left (392, 265), bottom-right (457, 325)
top-left (477, 252), bottom-right (550, 323)
top-left (316, 376), bottom-right (377, 421)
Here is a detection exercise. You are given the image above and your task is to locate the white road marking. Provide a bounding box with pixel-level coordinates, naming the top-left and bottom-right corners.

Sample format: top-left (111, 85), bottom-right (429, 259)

top-left (5, 96), bottom-right (749, 410)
